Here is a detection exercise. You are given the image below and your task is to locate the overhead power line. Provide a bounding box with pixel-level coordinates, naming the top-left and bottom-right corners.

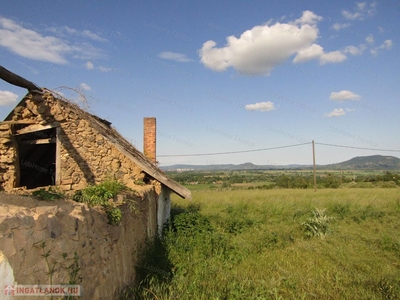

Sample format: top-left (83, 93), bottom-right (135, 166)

top-left (158, 142), bottom-right (311, 157)
top-left (158, 141), bottom-right (400, 158)
top-left (315, 142), bottom-right (400, 152)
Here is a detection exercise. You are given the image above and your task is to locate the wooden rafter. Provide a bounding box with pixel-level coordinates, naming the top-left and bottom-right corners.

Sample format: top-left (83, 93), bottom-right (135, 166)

top-left (19, 138), bottom-right (56, 145)
top-left (0, 65), bottom-right (42, 93)
top-left (15, 122), bottom-right (60, 135)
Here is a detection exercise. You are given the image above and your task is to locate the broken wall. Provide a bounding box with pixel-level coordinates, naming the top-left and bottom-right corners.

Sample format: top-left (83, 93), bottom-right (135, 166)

top-left (0, 92), bottom-right (151, 192)
top-left (0, 123), bottom-right (16, 191)
top-left (0, 188), bottom-right (158, 299)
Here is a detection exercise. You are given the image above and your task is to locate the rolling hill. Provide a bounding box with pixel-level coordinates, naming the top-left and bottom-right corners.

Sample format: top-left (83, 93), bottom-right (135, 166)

top-left (161, 155), bottom-right (400, 171)
top-left (324, 155), bottom-right (400, 170)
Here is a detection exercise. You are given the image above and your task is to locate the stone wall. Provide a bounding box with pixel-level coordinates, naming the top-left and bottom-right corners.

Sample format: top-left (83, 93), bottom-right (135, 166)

top-left (58, 117), bottom-right (145, 191)
top-left (0, 189), bottom-right (157, 299)
top-left (0, 91), bottom-right (151, 193)
top-left (0, 123), bottom-right (16, 191)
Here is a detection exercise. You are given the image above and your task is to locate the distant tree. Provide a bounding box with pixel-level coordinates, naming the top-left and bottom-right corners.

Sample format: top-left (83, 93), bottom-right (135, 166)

top-left (221, 182), bottom-right (231, 188)
top-left (229, 175), bottom-right (244, 184)
top-left (383, 171), bottom-right (398, 183)
top-left (293, 175), bottom-right (311, 189)
top-left (276, 174), bottom-right (292, 188)
top-left (323, 173), bottom-right (341, 188)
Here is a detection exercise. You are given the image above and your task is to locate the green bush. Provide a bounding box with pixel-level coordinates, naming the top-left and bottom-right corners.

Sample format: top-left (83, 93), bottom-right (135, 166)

top-left (225, 215), bottom-right (254, 235)
top-left (106, 207), bottom-right (122, 225)
top-left (276, 174), bottom-right (292, 188)
top-left (72, 179), bottom-right (126, 205)
top-left (379, 181), bottom-right (398, 188)
top-left (253, 183), bottom-right (275, 190)
top-left (171, 211), bottom-right (213, 235)
top-left (221, 181), bottom-right (231, 188)
top-left (73, 180), bottom-right (128, 225)
top-left (330, 202), bottom-right (351, 219)
top-left (363, 205), bottom-right (383, 220)
top-left (32, 187), bottom-right (64, 201)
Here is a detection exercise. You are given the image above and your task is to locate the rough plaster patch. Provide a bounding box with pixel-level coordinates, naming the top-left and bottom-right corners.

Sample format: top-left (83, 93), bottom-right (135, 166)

top-left (0, 251), bottom-right (16, 300)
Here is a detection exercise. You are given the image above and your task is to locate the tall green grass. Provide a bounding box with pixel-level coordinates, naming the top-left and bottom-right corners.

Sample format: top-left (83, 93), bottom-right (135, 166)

top-left (122, 188), bottom-right (400, 299)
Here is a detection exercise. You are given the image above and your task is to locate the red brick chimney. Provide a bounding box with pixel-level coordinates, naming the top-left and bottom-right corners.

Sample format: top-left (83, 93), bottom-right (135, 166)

top-left (143, 117), bottom-right (156, 163)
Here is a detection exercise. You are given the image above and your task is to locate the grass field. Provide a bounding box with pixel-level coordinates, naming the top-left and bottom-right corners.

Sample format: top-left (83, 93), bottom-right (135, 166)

top-left (123, 188), bottom-right (400, 300)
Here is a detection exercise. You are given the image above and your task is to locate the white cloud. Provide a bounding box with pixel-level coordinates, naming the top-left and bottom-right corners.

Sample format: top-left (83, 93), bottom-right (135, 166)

top-left (158, 52), bottom-right (192, 62)
top-left (325, 108), bottom-right (346, 117)
top-left (79, 83), bottom-right (91, 91)
top-left (319, 50), bottom-right (347, 64)
top-left (292, 44), bottom-right (324, 63)
top-left (293, 44), bottom-right (347, 64)
top-left (367, 2), bottom-right (378, 16)
top-left (0, 17), bottom-right (105, 64)
top-left (342, 2), bottom-right (377, 20)
top-left (98, 66), bottom-right (112, 72)
top-left (371, 39), bottom-right (392, 55)
top-left (64, 26), bottom-right (107, 42)
top-left (0, 17), bottom-right (69, 63)
top-left (85, 61), bottom-right (94, 70)
top-left (342, 10), bottom-right (363, 20)
top-left (365, 34), bottom-right (374, 44)
top-left (71, 43), bottom-right (105, 60)
top-left (344, 45), bottom-right (363, 56)
top-left (332, 23), bottom-right (351, 31)
top-left (383, 39), bottom-right (393, 48)
top-left (357, 2), bottom-right (367, 11)
top-left (330, 90), bottom-right (361, 101)
top-left (82, 30), bottom-right (107, 42)
top-left (64, 26), bottom-right (77, 35)
top-left (245, 101), bottom-right (275, 112)
top-left (85, 61), bottom-right (116, 72)
top-left (199, 11), bottom-right (346, 76)
top-left (294, 10), bottom-right (323, 25)
top-left (0, 90), bottom-right (18, 106)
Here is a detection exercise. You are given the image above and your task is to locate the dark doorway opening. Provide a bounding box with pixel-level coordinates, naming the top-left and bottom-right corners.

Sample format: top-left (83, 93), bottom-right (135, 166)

top-left (16, 128), bottom-right (57, 189)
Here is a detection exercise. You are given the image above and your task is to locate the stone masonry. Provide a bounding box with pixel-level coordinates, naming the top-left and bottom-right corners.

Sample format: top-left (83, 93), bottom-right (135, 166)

top-left (0, 190), bottom-right (157, 299)
top-left (0, 91), bottom-right (152, 192)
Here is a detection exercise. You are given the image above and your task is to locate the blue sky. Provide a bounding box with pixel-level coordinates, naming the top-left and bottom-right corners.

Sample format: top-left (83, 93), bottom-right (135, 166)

top-left (0, 0), bottom-right (399, 166)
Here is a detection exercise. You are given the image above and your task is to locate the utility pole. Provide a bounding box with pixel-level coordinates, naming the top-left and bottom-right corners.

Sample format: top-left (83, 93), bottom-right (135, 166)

top-left (312, 140), bottom-right (317, 192)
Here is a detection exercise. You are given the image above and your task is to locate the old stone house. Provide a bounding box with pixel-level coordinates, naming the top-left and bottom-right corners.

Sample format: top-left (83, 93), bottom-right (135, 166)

top-left (0, 67), bottom-right (191, 235)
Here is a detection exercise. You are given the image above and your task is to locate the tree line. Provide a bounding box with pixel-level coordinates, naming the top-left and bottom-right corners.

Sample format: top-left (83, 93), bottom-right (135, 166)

top-left (166, 170), bottom-right (400, 189)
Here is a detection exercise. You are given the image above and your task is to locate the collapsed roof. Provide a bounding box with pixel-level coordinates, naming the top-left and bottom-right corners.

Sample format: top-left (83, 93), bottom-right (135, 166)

top-left (0, 65), bottom-right (191, 199)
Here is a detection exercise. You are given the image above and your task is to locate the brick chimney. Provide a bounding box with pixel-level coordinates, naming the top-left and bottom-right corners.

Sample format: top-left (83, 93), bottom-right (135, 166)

top-left (143, 117), bottom-right (156, 163)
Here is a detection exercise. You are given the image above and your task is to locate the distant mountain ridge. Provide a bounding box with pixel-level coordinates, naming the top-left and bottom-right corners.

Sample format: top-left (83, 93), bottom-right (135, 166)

top-left (325, 155), bottom-right (400, 170)
top-left (161, 155), bottom-right (400, 171)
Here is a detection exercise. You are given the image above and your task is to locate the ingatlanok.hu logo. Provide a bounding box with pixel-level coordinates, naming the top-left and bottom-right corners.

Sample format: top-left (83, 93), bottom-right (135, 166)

top-left (4, 285), bottom-right (81, 297)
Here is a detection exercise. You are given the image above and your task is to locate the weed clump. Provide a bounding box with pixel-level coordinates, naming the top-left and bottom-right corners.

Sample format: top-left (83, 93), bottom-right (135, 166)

top-left (72, 180), bottom-right (126, 205)
top-left (302, 208), bottom-right (335, 238)
top-left (32, 187), bottom-right (64, 201)
top-left (73, 180), bottom-right (130, 225)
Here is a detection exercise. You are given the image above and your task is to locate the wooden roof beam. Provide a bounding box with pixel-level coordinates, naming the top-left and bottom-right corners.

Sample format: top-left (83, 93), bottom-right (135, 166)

top-left (0, 65), bottom-right (43, 94)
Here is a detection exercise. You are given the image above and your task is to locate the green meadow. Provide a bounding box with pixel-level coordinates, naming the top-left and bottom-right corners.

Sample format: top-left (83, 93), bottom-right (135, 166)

top-left (122, 188), bottom-right (400, 300)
